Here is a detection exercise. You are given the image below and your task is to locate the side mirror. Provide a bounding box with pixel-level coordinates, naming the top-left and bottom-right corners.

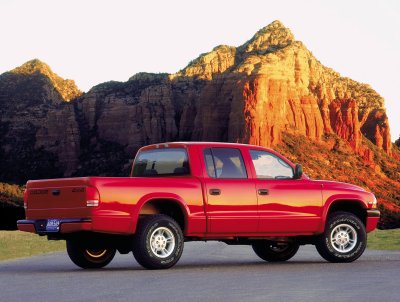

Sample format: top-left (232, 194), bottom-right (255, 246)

top-left (293, 164), bottom-right (303, 179)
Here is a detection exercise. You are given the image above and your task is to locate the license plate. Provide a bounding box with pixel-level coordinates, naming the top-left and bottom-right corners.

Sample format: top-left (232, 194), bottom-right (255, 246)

top-left (46, 219), bottom-right (60, 232)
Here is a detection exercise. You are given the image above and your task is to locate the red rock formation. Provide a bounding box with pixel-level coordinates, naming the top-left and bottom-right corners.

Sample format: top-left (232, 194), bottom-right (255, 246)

top-left (174, 20), bottom-right (392, 158)
top-left (329, 99), bottom-right (361, 152)
top-left (242, 77), bottom-right (283, 147)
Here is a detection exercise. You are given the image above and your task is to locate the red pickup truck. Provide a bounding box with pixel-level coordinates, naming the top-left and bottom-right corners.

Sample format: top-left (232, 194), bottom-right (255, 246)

top-left (18, 142), bottom-right (380, 269)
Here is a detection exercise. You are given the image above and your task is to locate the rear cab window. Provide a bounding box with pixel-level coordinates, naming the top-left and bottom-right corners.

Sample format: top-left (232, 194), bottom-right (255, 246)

top-left (203, 148), bottom-right (247, 179)
top-left (132, 148), bottom-right (190, 177)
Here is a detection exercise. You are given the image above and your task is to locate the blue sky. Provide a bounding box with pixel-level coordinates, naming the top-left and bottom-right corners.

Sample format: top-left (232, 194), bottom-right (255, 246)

top-left (1, 0), bottom-right (399, 140)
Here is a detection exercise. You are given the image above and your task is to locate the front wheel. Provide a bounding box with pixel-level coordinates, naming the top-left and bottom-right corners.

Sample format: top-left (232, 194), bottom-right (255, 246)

top-left (316, 211), bottom-right (366, 263)
top-left (133, 215), bottom-right (184, 269)
top-left (66, 240), bottom-right (116, 269)
top-left (252, 241), bottom-right (299, 262)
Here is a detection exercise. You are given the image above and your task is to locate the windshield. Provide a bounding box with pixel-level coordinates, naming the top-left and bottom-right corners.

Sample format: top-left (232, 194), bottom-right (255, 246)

top-left (132, 148), bottom-right (190, 177)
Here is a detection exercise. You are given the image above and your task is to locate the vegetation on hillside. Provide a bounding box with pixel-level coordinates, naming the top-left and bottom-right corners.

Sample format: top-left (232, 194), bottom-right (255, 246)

top-left (0, 183), bottom-right (25, 230)
top-left (0, 183), bottom-right (24, 207)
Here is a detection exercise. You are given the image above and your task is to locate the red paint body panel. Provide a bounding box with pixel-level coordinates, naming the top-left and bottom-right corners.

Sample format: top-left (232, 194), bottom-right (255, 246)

top-left (204, 178), bottom-right (258, 233)
top-left (61, 222), bottom-right (92, 233)
top-left (366, 217), bottom-right (379, 233)
top-left (254, 179), bottom-right (323, 233)
top-left (18, 224), bottom-right (36, 233)
top-left (17, 142), bottom-right (380, 238)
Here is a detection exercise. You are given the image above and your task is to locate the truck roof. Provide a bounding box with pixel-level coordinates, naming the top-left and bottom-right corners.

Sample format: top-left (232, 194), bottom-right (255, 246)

top-left (139, 141), bottom-right (275, 152)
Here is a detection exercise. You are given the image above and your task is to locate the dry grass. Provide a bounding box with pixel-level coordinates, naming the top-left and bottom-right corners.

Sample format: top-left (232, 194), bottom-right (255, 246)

top-left (367, 228), bottom-right (400, 250)
top-left (0, 231), bottom-right (65, 261)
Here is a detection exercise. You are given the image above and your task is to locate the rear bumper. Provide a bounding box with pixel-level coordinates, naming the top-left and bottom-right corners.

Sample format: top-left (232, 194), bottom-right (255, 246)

top-left (366, 209), bottom-right (380, 233)
top-left (17, 218), bottom-right (92, 235)
top-left (17, 214), bottom-right (133, 235)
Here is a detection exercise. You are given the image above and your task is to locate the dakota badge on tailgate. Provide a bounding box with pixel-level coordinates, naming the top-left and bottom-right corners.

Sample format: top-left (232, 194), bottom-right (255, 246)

top-left (30, 189), bottom-right (48, 195)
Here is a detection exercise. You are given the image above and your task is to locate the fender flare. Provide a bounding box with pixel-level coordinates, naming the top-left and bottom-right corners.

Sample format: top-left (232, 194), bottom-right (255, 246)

top-left (319, 194), bottom-right (368, 233)
top-left (130, 192), bottom-right (190, 233)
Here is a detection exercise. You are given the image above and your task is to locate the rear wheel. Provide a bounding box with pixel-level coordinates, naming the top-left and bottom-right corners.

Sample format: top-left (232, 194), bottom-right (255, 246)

top-left (66, 240), bottom-right (116, 269)
top-left (133, 215), bottom-right (184, 269)
top-left (316, 211), bottom-right (366, 263)
top-left (252, 241), bottom-right (299, 262)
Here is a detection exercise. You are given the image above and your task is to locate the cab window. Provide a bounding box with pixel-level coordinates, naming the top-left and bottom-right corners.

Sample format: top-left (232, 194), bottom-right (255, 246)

top-left (250, 150), bottom-right (293, 179)
top-left (133, 148), bottom-right (189, 176)
top-left (204, 148), bottom-right (247, 179)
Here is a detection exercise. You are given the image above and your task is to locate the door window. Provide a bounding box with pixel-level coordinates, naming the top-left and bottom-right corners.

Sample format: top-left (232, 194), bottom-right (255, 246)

top-left (250, 150), bottom-right (293, 179)
top-left (204, 148), bottom-right (247, 179)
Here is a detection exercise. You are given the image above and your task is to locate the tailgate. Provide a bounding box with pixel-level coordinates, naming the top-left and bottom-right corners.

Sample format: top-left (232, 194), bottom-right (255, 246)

top-left (25, 177), bottom-right (96, 219)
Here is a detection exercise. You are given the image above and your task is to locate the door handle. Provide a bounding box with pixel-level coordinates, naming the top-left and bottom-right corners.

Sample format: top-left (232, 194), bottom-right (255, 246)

top-left (52, 189), bottom-right (60, 196)
top-left (258, 189), bottom-right (269, 195)
top-left (209, 188), bottom-right (221, 195)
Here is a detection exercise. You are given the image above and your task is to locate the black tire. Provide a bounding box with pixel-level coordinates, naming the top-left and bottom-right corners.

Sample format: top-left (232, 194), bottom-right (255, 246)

top-left (252, 241), bottom-right (299, 262)
top-left (316, 211), bottom-right (366, 263)
top-left (133, 215), bottom-right (184, 270)
top-left (66, 240), bottom-right (116, 269)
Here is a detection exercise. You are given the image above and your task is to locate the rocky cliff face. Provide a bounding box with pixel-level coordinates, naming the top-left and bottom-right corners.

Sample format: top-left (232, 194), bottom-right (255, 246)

top-left (0, 21), bottom-right (399, 227)
top-left (0, 60), bottom-right (82, 182)
top-left (175, 21), bottom-right (391, 159)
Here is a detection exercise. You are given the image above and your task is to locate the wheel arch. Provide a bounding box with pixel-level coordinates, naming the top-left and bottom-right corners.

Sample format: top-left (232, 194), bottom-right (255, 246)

top-left (132, 194), bottom-right (190, 234)
top-left (322, 198), bottom-right (367, 230)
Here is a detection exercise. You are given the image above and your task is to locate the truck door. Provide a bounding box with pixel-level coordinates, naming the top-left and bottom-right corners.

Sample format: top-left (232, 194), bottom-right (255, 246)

top-left (203, 147), bottom-right (258, 233)
top-left (249, 149), bottom-right (323, 233)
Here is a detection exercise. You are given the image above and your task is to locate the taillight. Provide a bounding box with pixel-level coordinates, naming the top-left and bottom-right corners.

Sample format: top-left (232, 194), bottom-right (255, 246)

top-left (86, 200), bottom-right (99, 207)
top-left (86, 186), bottom-right (100, 207)
top-left (23, 189), bottom-right (28, 209)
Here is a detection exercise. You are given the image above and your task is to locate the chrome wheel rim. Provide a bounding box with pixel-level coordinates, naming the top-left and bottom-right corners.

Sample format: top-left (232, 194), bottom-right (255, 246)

top-left (330, 224), bottom-right (357, 253)
top-left (150, 227), bottom-right (175, 258)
